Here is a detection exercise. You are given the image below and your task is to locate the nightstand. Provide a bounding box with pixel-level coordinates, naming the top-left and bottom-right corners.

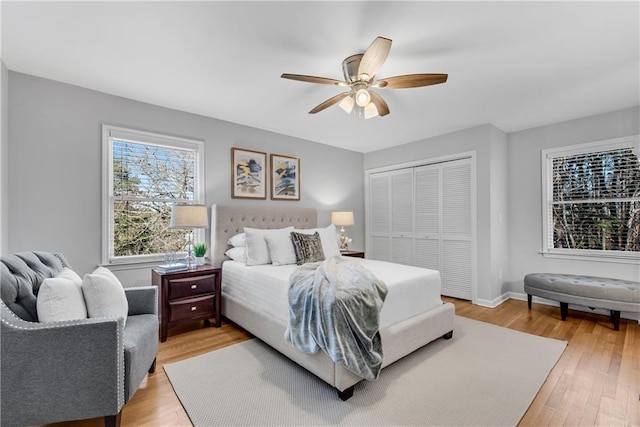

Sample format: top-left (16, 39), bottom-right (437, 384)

top-left (152, 264), bottom-right (221, 342)
top-left (341, 250), bottom-right (365, 258)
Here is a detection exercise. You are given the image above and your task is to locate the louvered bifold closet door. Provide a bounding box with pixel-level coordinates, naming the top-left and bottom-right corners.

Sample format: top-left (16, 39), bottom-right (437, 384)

top-left (390, 169), bottom-right (414, 265)
top-left (414, 165), bottom-right (441, 272)
top-left (441, 159), bottom-right (473, 299)
top-left (369, 173), bottom-right (391, 261)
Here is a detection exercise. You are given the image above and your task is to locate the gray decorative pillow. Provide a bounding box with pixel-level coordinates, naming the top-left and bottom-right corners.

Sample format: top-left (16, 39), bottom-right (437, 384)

top-left (290, 231), bottom-right (325, 265)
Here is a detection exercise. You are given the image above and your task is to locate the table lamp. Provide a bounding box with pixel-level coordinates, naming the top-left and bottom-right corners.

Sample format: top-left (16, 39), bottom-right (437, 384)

top-left (170, 204), bottom-right (209, 269)
top-left (331, 211), bottom-right (354, 251)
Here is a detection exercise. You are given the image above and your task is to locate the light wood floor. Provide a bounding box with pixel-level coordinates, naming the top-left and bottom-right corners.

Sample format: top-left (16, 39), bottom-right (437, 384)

top-left (42, 298), bottom-right (639, 427)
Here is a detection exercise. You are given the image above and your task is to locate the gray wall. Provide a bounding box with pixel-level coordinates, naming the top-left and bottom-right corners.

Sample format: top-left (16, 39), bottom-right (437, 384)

top-left (6, 72), bottom-right (364, 285)
top-left (1, 61), bottom-right (7, 255)
top-left (506, 107), bottom-right (640, 292)
top-left (364, 124), bottom-right (510, 305)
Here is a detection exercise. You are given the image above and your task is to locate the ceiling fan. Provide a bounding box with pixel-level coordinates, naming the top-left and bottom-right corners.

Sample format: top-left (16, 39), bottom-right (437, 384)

top-left (281, 36), bottom-right (448, 119)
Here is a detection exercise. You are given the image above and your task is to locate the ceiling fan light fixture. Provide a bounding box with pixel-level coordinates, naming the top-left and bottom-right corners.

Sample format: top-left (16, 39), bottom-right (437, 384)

top-left (355, 88), bottom-right (371, 107)
top-left (281, 36), bottom-right (448, 117)
top-left (364, 102), bottom-right (379, 119)
top-left (339, 95), bottom-right (355, 113)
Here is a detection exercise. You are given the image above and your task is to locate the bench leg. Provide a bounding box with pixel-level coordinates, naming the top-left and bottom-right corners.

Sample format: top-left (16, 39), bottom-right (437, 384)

top-left (610, 310), bottom-right (620, 331)
top-left (527, 294), bottom-right (532, 310)
top-left (560, 302), bottom-right (568, 321)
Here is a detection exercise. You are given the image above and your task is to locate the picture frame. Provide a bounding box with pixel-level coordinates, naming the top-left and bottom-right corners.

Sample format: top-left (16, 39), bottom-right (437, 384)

top-left (231, 147), bottom-right (267, 199)
top-left (270, 153), bottom-right (300, 201)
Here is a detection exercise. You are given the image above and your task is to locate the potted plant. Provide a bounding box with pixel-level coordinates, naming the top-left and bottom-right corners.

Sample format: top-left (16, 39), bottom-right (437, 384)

top-left (193, 243), bottom-right (208, 266)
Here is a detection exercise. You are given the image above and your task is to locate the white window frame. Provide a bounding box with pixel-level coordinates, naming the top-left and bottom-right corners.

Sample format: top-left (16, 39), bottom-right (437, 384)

top-left (541, 135), bottom-right (640, 264)
top-left (102, 124), bottom-right (205, 266)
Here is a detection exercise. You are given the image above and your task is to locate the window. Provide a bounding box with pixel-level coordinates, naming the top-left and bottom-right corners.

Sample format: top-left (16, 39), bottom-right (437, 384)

top-left (102, 125), bottom-right (204, 264)
top-left (542, 135), bottom-right (640, 261)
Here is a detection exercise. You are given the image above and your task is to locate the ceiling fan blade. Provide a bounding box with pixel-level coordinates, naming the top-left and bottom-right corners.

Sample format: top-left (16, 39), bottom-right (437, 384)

top-left (374, 73), bottom-right (448, 89)
top-left (309, 92), bottom-right (351, 114)
top-left (281, 73), bottom-right (347, 86)
top-left (357, 36), bottom-right (392, 81)
top-left (368, 91), bottom-right (390, 116)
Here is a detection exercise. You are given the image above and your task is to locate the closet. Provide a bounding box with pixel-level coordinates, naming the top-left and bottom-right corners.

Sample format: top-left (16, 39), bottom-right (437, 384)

top-left (367, 157), bottom-right (475, 300)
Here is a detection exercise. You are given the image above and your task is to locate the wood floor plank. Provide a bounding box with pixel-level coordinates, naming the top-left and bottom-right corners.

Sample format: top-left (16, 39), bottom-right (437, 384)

top-left (36, 297), bottom-right (639, 427)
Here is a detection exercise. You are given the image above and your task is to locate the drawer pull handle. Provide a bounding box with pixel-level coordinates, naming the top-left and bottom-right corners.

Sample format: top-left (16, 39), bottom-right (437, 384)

top-left (191, 306), bottom-right (197, 311)
top-left (190, 284), bottom-right (197, 290)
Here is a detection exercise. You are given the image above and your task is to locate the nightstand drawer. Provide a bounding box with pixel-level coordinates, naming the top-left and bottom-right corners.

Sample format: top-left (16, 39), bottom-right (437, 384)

top-left (169, 295), bottom-right (215, 322)
top-left (168, 274), bottom-right (215, 300)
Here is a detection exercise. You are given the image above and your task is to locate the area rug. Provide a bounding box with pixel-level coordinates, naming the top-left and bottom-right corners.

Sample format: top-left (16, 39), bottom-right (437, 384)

top-left (164, 316), bottom-right (566, 426)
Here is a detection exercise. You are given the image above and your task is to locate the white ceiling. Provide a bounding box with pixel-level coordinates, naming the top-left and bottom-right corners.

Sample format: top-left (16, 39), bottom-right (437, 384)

top-left (2, 1), bottom-right (638, 153)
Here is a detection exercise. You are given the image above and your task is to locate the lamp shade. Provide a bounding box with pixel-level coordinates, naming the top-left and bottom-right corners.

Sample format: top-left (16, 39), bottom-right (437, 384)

top-left (331, 211), bottom-right (354, 227)
top-left (170, 204), bottom-right (209, 229)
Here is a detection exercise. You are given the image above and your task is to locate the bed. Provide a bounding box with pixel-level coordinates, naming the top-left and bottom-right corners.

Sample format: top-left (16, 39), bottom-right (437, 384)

top-left (211, 204), bottom-right (455, 399)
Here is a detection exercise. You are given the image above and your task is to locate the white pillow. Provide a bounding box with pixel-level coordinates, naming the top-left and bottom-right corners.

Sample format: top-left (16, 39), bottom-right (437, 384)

top-left (295, 224), bottom-right (341, 258)
top-left (37, 270), bottom-right (87, 322)
top-left (225, 247), bottom-right (247, 263)
top-left (82, 267), bottom-right (129, 325)
top-left (244, 227), bottom-right (294, 266)
top-left (57, 267), bottom-right (83, 286)
top-left (227, 232), bottom-right (246, 247)
top-left (264, 232), bottom-right (297, 266)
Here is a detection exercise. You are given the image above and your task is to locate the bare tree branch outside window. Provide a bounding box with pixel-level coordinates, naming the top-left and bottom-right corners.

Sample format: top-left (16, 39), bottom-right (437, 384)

top-left (111, 140), bottom-right (198, 258)
top-left (550, 147), bottom-right (640, 253)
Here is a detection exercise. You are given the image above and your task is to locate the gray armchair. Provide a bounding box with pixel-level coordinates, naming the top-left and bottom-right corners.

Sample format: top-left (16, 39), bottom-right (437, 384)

top-left (0, 252), bottom-right (158, 427)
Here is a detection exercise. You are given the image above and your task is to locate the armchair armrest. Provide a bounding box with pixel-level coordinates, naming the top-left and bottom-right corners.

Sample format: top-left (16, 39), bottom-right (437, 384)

top-left (1, 303), bottom-right (125, 425)
top-left (125, 286), bottom-right (157, 316)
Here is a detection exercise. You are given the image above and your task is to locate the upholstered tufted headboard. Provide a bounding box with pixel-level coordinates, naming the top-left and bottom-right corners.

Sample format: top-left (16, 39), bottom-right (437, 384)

top-left (210, 204), bottom-right (318, 267)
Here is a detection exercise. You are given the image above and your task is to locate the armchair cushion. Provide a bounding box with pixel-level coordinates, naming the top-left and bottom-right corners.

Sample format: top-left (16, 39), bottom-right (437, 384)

top-left (123, 313), bottom-right (159, 401)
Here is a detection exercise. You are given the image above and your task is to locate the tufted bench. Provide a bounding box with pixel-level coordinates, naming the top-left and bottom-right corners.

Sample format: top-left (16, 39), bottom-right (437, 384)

top-left (524, 273), bottom-right (640, 330)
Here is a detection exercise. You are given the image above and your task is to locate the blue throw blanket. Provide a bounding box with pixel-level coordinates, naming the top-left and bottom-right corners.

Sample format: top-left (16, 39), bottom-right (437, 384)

top-left (284, 257), bottom-right (388, 381)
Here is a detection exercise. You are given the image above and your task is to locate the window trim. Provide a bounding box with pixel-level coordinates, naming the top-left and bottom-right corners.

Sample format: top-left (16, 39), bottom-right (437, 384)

top-left (102, 124), bottom-right (205, 266)
top-left (540, 134), bottom-right (640, 263)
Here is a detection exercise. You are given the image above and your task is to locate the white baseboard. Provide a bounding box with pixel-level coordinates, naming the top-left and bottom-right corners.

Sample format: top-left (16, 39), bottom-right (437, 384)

top-left (474, 293), bottom-right (511, 308)
top-left (478, 292), bottom-right (640, 323)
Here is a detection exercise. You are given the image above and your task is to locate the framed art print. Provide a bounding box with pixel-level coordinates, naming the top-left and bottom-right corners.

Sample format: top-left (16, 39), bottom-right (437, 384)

top-left (270, 153), bottom-right (300, 201)
top-left (231, 147), bottom-right (267, 199)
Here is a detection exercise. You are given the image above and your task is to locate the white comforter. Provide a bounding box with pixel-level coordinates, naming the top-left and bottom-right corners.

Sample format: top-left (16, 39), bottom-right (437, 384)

top-left (222, 257), bottom-right (442, 328)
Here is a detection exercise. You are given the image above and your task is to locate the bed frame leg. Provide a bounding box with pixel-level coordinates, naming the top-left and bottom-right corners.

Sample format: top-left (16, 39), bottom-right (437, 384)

top-left (442, 330), bottom-right (453, 340)
top-left (337, 386), bottom-right (354, 401)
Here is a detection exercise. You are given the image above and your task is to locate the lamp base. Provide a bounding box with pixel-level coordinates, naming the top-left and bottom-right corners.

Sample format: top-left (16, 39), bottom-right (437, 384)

top-left (339, 226), bottom-right (352, 251)
top-left (185, 231), bottom-right (196, 269)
